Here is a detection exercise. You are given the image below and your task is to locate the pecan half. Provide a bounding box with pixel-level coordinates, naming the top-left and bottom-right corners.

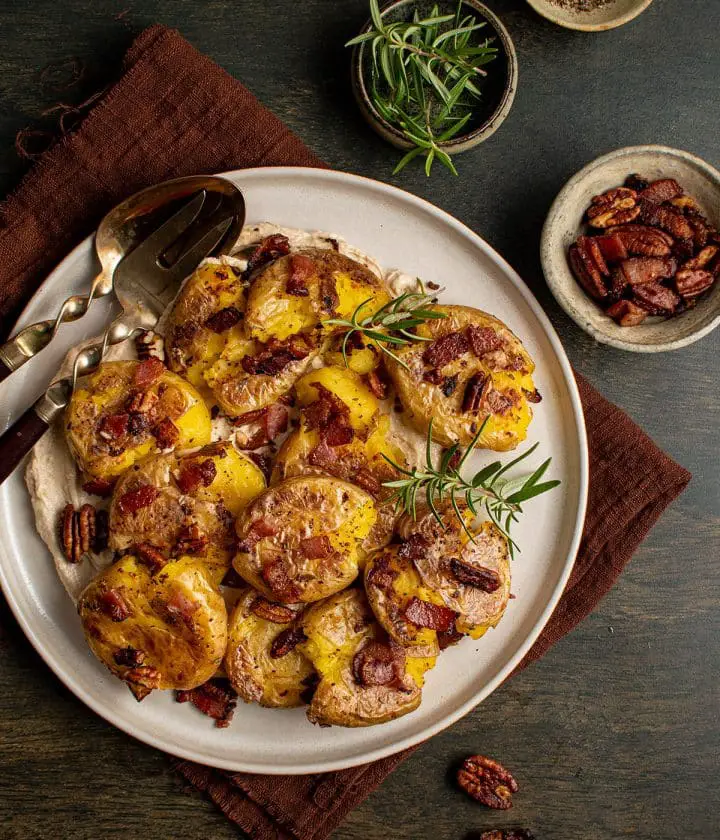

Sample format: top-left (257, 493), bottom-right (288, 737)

top-left (569, 244), bottom-right (607, 300)
top-left (462, 372), bottom-right (490, 414)
top-left (135, 543), bottom-right (168, 573)
top-left (364, 369), bottom-right (388, 400)
top-left (176, 679), bottom-right (237, 728)
top-left (683, 244), bottom-right (718, 271)
top-left (639, 201), bottom-right (694, 244)
top-left (586, 187), bottom-right (639, 228)
top-left (422, 331), bottom-right (469, 368)
top-left (174, 523), bottom-right (208, 556)
top-left (125, 665), bottom-right (161, 690)
top-left (60, 504), bottom-right (82, 563)
top-left (205, 306), bottom-right (243, 333)
top-left (675, 268), bottom-right (714, 298)
top-left (605, 299), bottom-right (648, 327)
top-left (77, 504), bottom-right (96, 554)
top-left (457, 755), bottom-right (519, 809)
top-left (261, 558), bottom-right (300, 601)
top-left (270, 627), bottom-right (307, 658)
top-left (352, 640), bottom-right (404, 686)
top-left (153, 417), bottom-right (180, 451)
top-left (632, 281), bottom-right (680, 315)
top-left (133, 356), bottom-right (165, 389)
top-left (608, 226), bottom-right (672, 257)
top-left (404, 596), bottom-right (456, 631)
top-left (450, 558), bottom-right (501, 592)
top-left (250, 597), bottom-right (296, 624)
top-left (134, 329), bottom-right (163, 361)
top-left (127, 389), bottom-right (159, 416)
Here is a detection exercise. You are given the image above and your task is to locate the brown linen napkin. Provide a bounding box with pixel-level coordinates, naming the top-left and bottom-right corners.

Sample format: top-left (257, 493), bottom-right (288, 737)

top-left (0, 25), bottom-right (691, 840)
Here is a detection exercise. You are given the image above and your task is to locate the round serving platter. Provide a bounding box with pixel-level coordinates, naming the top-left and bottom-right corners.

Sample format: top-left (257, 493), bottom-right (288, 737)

top-left (0, 167), bottom-right (588, 774)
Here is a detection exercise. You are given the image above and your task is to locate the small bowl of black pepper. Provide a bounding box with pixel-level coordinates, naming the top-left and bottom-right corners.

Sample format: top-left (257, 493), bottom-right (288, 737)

top-left (526, 0), bottom-right (653, 31)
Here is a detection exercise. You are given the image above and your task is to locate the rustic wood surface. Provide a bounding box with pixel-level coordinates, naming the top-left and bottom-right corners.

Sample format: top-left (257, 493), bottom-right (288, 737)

top-left (0, 1), bottom-right (718, 838)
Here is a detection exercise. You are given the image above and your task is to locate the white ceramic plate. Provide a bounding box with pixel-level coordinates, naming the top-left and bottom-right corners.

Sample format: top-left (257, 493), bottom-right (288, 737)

top-left (0, 167), bottom-right (587, 774)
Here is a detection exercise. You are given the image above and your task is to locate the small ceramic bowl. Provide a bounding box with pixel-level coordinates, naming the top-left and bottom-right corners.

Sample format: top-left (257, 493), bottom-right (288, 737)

top-left (350, 0), bottom-right (518, 153)
top-left (541, 145), bottom-right (720, 353)
top-left (526, 0), bottom-right (653, 32)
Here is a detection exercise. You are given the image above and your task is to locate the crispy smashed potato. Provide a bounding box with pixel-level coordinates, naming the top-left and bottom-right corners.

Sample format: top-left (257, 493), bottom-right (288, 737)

top-left (299, 588), bottom-right (424, 727)
top-left (397, 505), bottom-right (511, 638)
top-left (384, 304), bottom-right (536, 450)
top-left (66, 360), bottom-right (211, 480)
top-left (78, 554), bottom-right (227, 696)
top-left (109, 441), bottom-right (265, 585)
top-left (233, 476), bottom-right (377, 603)
top-left (224, 589), bottom-right (314, 708)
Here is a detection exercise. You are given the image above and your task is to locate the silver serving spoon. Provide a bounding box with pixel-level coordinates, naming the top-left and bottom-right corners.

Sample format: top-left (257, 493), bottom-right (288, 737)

top-left (0, 174), bottom-right (244, 382)
top-left (0, 178), bottom-right (244, 485)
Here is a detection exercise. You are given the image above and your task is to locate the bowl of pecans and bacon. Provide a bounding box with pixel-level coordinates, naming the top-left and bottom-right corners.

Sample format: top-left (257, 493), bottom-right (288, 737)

top-left (541, 145), bottom-right (720, 352)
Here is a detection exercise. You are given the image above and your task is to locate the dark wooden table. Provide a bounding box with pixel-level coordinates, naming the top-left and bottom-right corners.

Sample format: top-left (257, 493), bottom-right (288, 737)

top-left (1, 1), bottom-right (718, 838)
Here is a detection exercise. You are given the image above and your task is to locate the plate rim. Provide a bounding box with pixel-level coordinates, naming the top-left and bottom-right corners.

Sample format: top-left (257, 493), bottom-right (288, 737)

top-left (0, 166), bottom-right (589, 774)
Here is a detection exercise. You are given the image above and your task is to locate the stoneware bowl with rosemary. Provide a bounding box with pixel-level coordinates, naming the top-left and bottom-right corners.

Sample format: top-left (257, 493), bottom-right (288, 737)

top-left (541, 145), bottom-right (720, 353)
top-left (349, 0), bottom-right (518, 176)
top-left (526, 0), bottom-right (653, 32)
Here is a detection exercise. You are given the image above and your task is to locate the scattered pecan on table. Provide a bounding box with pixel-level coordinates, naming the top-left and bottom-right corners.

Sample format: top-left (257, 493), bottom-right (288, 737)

top-left (457, 754), bottom-right (519, 809)
top-left (568, 175), bottom-right (720, 326)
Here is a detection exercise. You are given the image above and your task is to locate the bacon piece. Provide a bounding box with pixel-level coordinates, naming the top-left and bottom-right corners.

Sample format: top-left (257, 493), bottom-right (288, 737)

top-left (640, 202), bottom-right (694, 244)
top-left (244, 234), bottom-right (291, 278)
top-left (116, 484), bottom-right (159, 515)
top-left (593, 233), bottom-right (628, 263)
top-left (364, 370), bottom-right (388, 400)
top-left (264, 403), bottom-right (289, 440)
top-left (286, 254), bottom-right (315, 296)
top-left (404, 596), bottom-right (456, 631)
top-left (247, 451), bottom-right (272, 482)
top-left (238, 518), bottom-right (278, 553)
top-left (270, 627), bottom-right (307, 658)
top-left (605, 299), bottom-right (648, 327)
top-left (241, 336), bottom-right (311, 376)
top-left (261, 559), bottom-right (300, 601)
top-left (367, 555), bottom-right (396, 590)
top-left (176, 679), bottom-right (237, 728)
top-left (98, 412), bottom-right (129, 440)
top-left (569, 244), bottom-right (607, 301)
top-left (397, 533), bottom-right (429, 562)
top-left (352, 641), bottom-right (404, 686)
top-left (422, 331), bottom-right (469, 368)
top-left (134, 542), bottom-right (168, 573)
top-left (353, 469), bottom-right (381, 497)
top-left (618, 256), bottom-right (676, 287)
top-left (298, 535), bottom-right (333, 560)
top-left (164, 591), bottom-right (199, 628)
top-left (632, 282), bottom-right (680, 315)
top-left (466, 325), bottom-right (502, 358)
top-left (233, 407), bottom-right (268, 425)
top-left (82, 476), bottom-right (116, 497)
top-left (450, 558), bottom-right (501, 592)
top-left (113, 647), bottom-right (146, 667)
top-left (174, 524), bottom-right (209, 556)
top-left (638, 178), bottom-right (683, 204)
top-left (176, 458), bottom-right (217, 494)
top-left (522, 387), bottom-right (542, 404)
top-left (422, 368), bottom-right (444, 385)
top-left (674, 269), bottom-right (714, 298)
top-left (462, 372), bottom-right (490, 413)
top-left (205, 306), bottom-right (242, 333)
top-left (153, 418), bottom-right (180, 450)
top-left (437, 619), bottom-right (464, 650)
top-left (98, 589), bottom-right (131, 622)
top-left (251, 597), bottom-right (296, 624)
top-left (304, 383), bottom-right (354, 447)
top-left (133, 357), bottom-right (165, 390)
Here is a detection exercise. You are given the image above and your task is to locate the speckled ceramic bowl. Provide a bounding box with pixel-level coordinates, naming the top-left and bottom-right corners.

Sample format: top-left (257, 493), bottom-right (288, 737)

top-left (526, 0), bottom-right (653, 32)
top-left (350, 0), bottom-right (517, 153)
top-left (541, 146), bottom-right (720, 353)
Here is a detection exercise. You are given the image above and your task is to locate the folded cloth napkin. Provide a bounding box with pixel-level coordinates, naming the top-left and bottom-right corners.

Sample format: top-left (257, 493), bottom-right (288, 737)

top-left (0, 25), bottom-right (691, 840)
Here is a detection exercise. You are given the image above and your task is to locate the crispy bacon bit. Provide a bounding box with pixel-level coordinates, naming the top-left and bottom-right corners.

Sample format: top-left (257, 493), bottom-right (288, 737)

top-left (286, 254), bottom-right (315, 296)
top-left (113, 646), bottom-right (146, 667)
top-left (153, 417), bottom-right (180, 450)
top-left (251, 597), bottom-right (296, 624)
top-left (353, 469), bottom-right (381, 497)
top-left (640, 202), bottom-right (694, 244)
top-left (423, 368), bottom-right (444, 385)
top-left (320, 274), bottom-right (339, 313)
top-left (304, 383), bottom-right (354, 447)
top-left (116, 484), bottom-right (159, 515)
top-left (404, 596), bottom-right (456, 631)
top-left (82, 476), bottom-right (116, 497)
top-left (632, 281), bottom-right (680, 315)
top-left (619, 256), bottom-right (676, 287)
top-left (205, 306), bottom-right (242, 333)
top-left (98, 412), bottom-right (129, 440)
top-left (270, 627), bottom-right (307, 658)
top-left (244, 234), bottom-right (291, 279)
top-left (133, 357), bottom-right (165, 390)
top-left (165, 591), bottom-right (199, 628)
top-left (397, 533), bottom-right (429, 562)
top-left (605, 299), bottom-right (648, 327)
top-left (366, 556), bottom-right (396, 590)
top-left (364, 369), bottom-right (388, 400)
top-left (134, 542), bottom-right (168, 573)
top-left (308, 438), bottom-right (339, 469)
top-left (437, 619), bottom-right (464, 650)
top-left (593, 233), bottom-right (628, 263)
top-left (422, 331), bottom-right (469, 368)
top-left (233, 407), bottom-right (267, 425)
top-left (238, 518), bottom-right (278, 552)
top-left (247, 451), bottom-right (272, 482)
top-left (352, 641), bottom-right (404, 686)
top-left (125, 666), bottom-right (161, 690)
top-left (298, 535), bottom-right (333, 560)
top-left (176, 679), bottom-right (237, 728)
top-left (450, 558), bottom-right (501, 592)
top-left (462, 373), bottom-right (490, 414)
top-left (265, 402), bottom-right (289, 440)
top-left (174, 524), bottom-right (209, 556)
top-left (176, 458), bottom-right (217, 494)
top-left (639, 177), bottom-right (683, 204)
top-left (522, 387), bottom-right (542, 404)
top-left (466, 325), bottom-right (503, 358)
top-left (241, 336), bottom-right (311, 376)
top-left (98, 589), bottom-right (131, 622)
top-left (261, 558), bottom-right (300, 601)
top-left (441, 375), bottom-right (458, 397)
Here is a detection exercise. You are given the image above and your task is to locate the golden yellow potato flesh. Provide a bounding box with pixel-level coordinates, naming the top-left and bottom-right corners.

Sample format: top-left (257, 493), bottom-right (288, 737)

top-left (299, 588), bottom-right (422, 727)
top-left (66, 360), bottom-right (211, 480)
top-left (384, 304), bottom-right (536, 451)
top-left (109, 441), bottom-right (266, 585)
top-left (397, 505), bottom-right (511, 639)
top-left (78, 554), bottom-right (227, 694)
top-left (233, 476), bottom-right (377, 603)
top-left (224, 589), bottom-right (314, 708)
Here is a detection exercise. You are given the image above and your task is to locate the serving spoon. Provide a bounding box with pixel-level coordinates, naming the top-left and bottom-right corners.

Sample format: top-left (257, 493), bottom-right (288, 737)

top-left (0, 174), bottom-right (244, 382)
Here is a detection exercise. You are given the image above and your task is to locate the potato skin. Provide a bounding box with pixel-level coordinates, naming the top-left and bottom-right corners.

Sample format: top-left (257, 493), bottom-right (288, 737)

top-left (66, 361), bottom-right (211, 480)
top-left (233, 476), bottom-right (377, 603)
top-left (384, 304), bottom-right (536, 450)
top-left (78, 554), bottom-right (227, 693)
top-left (397, 506), bottom-right (511, 638)
top-left (224, 589), bottom-right (314, 708)
top-left (300, 589), bottom-right (421, 727)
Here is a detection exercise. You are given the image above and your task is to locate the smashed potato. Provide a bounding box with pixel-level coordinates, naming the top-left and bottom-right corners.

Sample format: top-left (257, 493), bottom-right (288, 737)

top-left (397, 505), bottom-right (511, 638)
top-left (244, 248), bottom-right (390, 343)
top-left (233, 476), bottom-right (377, 603)
top-left (224, 589), bottom-right (314, 708)
top-left (384, 304), bottom-right (537, 450)
top-left (109, 441), bottom-right (265, 584)
top-left (300, 588), bottom-right (423, 727)
top-left (78, 554), bottom-right (227, 697)
top-left (66, 360), bottom-right (211, 480)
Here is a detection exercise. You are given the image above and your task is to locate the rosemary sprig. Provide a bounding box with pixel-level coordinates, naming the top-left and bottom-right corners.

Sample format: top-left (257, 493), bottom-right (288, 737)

top-left (323, 286), bottom-right (447, 371)
top-left (382, 419), bottom-right (561, 558)
top-left (346, 0), bottom-right (498, 176)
